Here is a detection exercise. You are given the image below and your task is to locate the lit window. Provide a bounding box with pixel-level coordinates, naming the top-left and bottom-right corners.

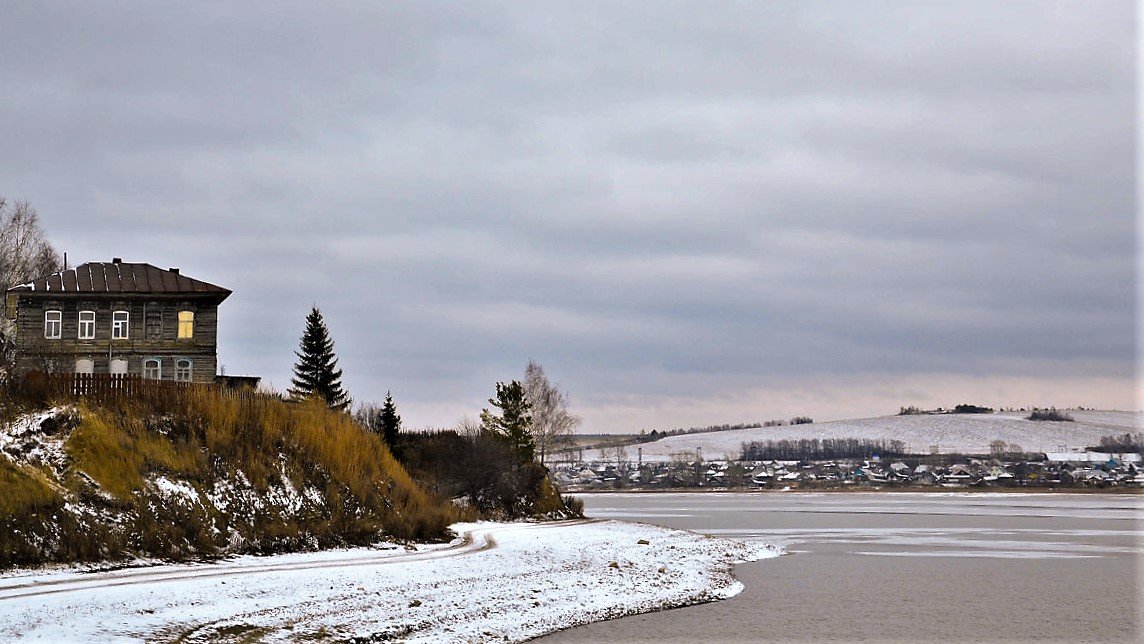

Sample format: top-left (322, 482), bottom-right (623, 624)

top-left (143, 358), bottom-right (161, 380)
top-left (177, 310), bottom-right (194, 339)
top-left (145, 309), bottom-right (162, 339)
top-left (175, 358), bottom-right (192, 382)
top-left (112, 310), bottom-right (129, 339)
top-left (44, 310), bottom-right (62, 339)
top-left (78, 311), bottom-right (95, 340)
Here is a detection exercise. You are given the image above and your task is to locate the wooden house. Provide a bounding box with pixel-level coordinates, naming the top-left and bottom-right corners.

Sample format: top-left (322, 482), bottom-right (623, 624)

top-left (3, 259), bottom-right (230, 383)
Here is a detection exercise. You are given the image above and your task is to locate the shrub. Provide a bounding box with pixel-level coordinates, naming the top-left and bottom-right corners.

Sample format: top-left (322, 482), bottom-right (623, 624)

top-left (562, 495), bottom-right (585, 517)
top-left (399, 428), bottom-right (578, 520)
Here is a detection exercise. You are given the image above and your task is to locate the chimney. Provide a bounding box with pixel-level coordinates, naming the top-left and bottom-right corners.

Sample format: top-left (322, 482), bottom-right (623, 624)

top-left (112, 257), bottom-right (122, 264)
top-left (169, 267), bottom-right (180, 275)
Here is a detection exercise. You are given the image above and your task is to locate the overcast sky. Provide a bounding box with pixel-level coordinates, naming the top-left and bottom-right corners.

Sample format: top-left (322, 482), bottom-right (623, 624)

top-left (1, 1), bottom-right (1136, 431)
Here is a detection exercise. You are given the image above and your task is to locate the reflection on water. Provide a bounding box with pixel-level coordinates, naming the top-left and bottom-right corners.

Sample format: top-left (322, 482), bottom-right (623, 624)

top-left (542, 492), bottom-right (1142, 643)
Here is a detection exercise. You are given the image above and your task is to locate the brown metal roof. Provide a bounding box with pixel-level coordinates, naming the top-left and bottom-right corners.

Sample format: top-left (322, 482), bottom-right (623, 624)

top-left (6, 261), bottom-right (231, 299)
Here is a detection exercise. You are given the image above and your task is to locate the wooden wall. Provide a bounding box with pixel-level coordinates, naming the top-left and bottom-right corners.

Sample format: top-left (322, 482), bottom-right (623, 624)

top-left (11, 294), bottom-right (223, 383)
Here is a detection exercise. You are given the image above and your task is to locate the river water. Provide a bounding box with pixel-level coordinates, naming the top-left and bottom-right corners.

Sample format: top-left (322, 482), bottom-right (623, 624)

top-left (540, 492), bottom-right (1142, 643)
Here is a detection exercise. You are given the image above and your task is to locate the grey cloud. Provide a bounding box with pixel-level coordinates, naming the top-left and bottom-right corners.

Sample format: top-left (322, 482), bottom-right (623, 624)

top-left (0, 1), bottom-right (1133, 427)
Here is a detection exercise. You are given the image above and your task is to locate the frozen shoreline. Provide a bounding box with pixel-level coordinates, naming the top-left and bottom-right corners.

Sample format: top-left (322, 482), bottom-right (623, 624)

top-left (0, 519), bottom-right (779, 642)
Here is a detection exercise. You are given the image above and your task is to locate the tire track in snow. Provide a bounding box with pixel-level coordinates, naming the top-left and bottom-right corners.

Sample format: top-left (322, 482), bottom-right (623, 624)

top-left (0, 520), bottom-right (593, 603)
top-left (163, 520), bottom-right (595, 643)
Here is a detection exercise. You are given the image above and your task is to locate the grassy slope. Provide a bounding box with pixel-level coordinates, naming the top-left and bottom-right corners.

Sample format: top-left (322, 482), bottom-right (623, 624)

top-left (0, 389), bottom-right (459, 569)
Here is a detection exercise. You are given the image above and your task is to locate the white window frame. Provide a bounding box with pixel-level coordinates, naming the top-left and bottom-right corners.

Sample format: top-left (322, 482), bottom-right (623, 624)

top-left (143, 358), bottom-right (161, 380)
top-left (177, 310), bottom-right (194, 339)
top-left (175, 358), bottom-right (193, 382)
top-left (78, 310), bottom-right (96, 340)
top-left (112, 310), bottom-right (130, 339)
top-left (44, 310), bottom-right (62, 339)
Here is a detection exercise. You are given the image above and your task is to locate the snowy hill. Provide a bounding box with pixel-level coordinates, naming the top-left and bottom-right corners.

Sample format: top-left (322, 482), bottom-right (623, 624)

top-left (583, 411), bottom-right (1141, 463)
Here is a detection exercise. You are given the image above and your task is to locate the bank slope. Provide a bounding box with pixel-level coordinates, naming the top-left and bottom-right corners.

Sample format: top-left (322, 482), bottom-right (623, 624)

top-left (0, 392), bottom-right (455, 569)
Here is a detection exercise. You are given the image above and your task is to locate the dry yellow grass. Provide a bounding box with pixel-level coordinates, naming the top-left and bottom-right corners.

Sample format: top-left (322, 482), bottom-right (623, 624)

top-left (54, 387), bottom-right (455, 542)
top-left (0, 459), bottom-right (59, 516)
top-left (66, 409), bottom-right (204, 498)
top-left (1, 384), bottom-right (465, 568)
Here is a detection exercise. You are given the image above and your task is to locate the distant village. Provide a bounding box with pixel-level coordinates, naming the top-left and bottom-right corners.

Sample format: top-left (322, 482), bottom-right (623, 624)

top-left (551, 451), bottom-right (1144, 491)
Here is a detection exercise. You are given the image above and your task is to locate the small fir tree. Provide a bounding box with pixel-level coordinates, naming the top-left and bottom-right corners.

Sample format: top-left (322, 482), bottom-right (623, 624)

top-left (289, 307), bottom-right (350, 411)
top-left (480, 380), bottom-right (534, 462)
top-left (380, 391), bottom-right (401, 450)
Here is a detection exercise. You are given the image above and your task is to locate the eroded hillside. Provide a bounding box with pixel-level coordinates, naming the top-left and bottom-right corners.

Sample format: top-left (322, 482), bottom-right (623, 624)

top-left (0, 390), bottom-right (457, 569)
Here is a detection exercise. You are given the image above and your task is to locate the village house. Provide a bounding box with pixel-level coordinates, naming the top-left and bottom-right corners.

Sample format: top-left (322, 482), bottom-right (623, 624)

top-left (3, 259), bottom-right (230, 384)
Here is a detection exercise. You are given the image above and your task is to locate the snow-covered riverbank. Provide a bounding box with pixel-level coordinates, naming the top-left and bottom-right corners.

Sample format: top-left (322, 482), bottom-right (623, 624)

top-left (0, 519), bottom-right (779, 642)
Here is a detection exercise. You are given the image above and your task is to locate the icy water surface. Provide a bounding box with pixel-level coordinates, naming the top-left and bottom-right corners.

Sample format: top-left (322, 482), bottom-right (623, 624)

top-left (542, 492), bottom-right (1142, 643)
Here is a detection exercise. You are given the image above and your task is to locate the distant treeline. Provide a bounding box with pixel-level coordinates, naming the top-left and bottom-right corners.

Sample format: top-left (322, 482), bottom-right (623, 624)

top-left (741, 437), bottom-right (907, 461)
top-left (1027, 408), bottom-right (1074, 422)
top-left (899, 404), bottom-right (1106, 416)
top-left (899, 404), bottom-right (994, 415)
top-left (640, 417), bottom-right (814, 442)
top-left (639, 422), bottom-right (762, 441)
top-left (1091, 432), bottom-right (1144, 455)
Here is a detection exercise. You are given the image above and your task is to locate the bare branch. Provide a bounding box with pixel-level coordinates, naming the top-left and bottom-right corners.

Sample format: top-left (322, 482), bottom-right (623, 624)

top-left (0, 198), bottom-right (62, 290)
top-left (523, 360), bottom-right (581, 465)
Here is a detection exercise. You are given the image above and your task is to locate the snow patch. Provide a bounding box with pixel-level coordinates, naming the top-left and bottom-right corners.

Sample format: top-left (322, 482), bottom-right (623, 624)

top-left (0, 520), bottom-right (776, 642)
top-left (588, 410), bottom-right (1143, 462)
top-left (150, 477), bottom-right (201, 506)
top-left (0, 407), bottom-right (72, 474)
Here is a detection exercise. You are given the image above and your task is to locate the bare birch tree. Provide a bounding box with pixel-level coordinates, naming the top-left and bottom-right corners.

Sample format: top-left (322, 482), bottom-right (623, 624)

top-left (604, 443), bottom-right (630, 487)
top-left (1, 198), bottom-right (62, 375)
top-left (457, 415), bottom-right (482, 437)
top-left (523, 360), bottom-right (580, 465)
top-left (0, 198), bottom-right (62, 290)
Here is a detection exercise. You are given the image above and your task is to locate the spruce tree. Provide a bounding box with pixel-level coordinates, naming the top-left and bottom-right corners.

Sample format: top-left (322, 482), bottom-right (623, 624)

top-left (479, 380), bottom-right (534, 462)
top-left (289, 307), bottom-right (350, 411)
top-left (380, 390), bottom-right (401, 450)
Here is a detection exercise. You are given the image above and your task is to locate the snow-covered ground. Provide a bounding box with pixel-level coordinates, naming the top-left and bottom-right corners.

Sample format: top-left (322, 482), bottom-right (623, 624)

top-left (0, 520), bottom-right (778, 642)
top-left (582, 410), bottom-right (1142, 463)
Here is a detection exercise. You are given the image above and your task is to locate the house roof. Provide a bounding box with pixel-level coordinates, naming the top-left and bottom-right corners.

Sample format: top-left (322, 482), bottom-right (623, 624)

top-left (6, 260), bottom-right (231, 299)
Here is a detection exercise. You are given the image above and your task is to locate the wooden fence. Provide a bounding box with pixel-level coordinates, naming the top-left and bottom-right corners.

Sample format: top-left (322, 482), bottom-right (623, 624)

top-left (14, 371), bottom-right (272, 405)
